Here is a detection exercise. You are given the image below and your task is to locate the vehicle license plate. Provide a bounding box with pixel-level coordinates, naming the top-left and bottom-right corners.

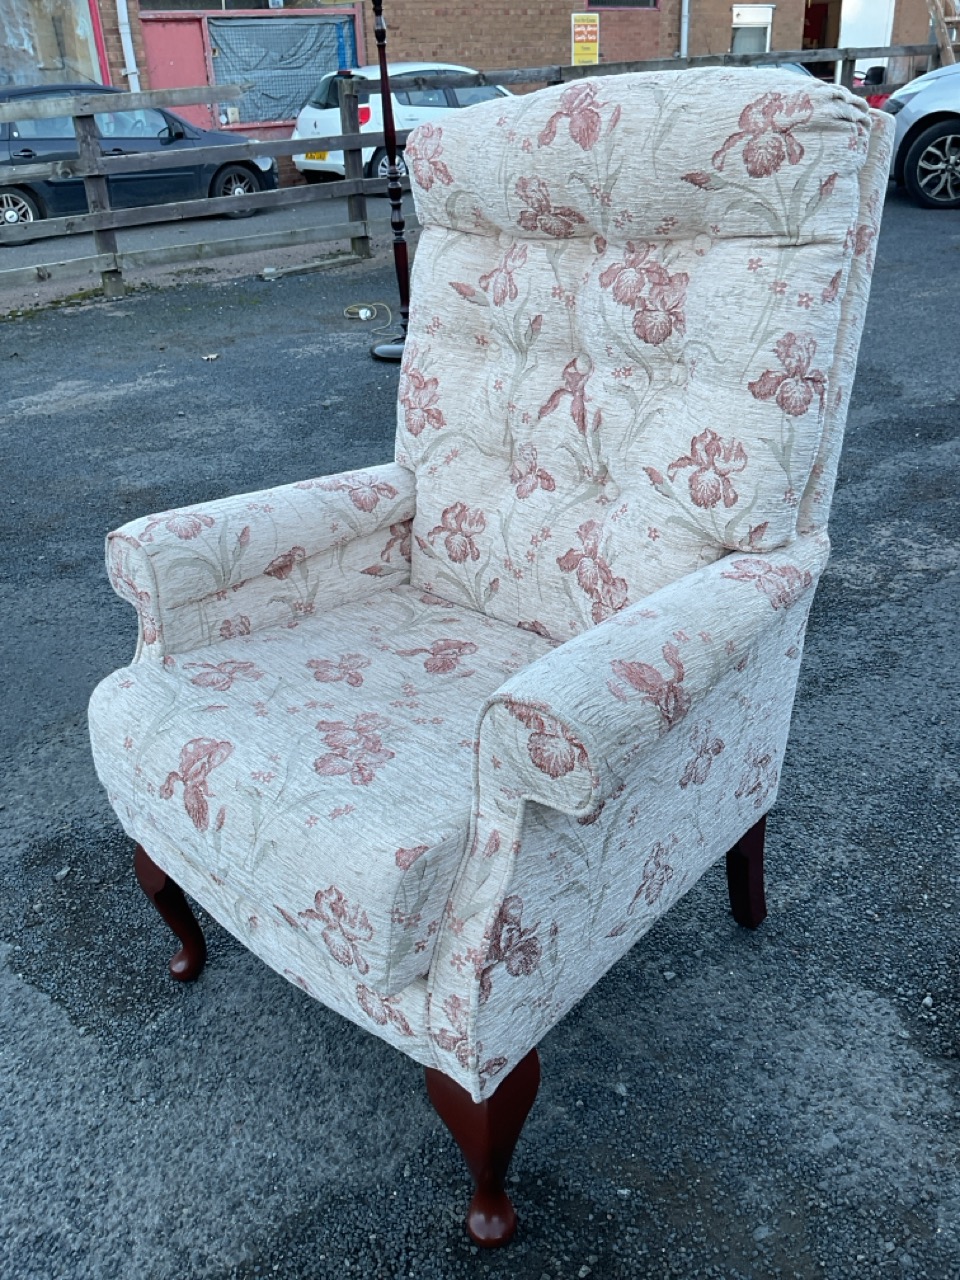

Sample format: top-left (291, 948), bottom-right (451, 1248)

top-left (305, 151), bottom-right (328, 160)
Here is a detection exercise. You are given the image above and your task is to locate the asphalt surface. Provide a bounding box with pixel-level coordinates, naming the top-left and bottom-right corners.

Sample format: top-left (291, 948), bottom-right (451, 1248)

top-left (0, 187), bottom-right (957, 1280)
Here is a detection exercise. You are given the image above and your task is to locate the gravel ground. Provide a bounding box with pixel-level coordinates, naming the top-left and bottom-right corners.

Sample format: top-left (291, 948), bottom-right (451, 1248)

top-left (0, 187), bottom-right (957, 1280)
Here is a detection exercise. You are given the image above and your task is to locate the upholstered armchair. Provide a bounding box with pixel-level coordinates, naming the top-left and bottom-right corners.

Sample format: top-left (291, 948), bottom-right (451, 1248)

top-left (90, 70), bottom-right (892, 1246)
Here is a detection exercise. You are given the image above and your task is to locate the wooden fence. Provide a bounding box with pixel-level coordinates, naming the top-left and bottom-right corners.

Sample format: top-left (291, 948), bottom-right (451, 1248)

top-left (0, 42), bottom-right (946, 299)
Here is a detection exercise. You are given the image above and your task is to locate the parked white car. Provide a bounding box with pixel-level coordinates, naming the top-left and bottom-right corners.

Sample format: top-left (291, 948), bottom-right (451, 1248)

top-left (884, 61), bottom-right (960, 208)
top-left (291, 61), bottom-right (509, 182)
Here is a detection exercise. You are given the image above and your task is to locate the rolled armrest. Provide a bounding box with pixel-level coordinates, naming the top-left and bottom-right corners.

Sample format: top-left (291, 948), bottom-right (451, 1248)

top-left (106, 462), bottom-right (416, 657)
top-left (478, 532), bottom-right (830, 818)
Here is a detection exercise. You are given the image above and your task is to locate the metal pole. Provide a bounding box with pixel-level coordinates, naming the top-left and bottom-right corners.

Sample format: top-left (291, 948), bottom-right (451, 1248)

top-left (369, 0), bottom-right (410, 362)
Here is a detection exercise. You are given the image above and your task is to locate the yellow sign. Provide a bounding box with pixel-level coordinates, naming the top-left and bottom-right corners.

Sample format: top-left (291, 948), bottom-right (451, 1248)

top-left (572, 12), bottom-right (600, 66)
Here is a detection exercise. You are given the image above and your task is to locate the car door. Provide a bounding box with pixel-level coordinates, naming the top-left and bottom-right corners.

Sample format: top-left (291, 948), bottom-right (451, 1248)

top-left (6, 113), bottom-right (87, 216)
top-left (96, 108), bottom-right (202, 210)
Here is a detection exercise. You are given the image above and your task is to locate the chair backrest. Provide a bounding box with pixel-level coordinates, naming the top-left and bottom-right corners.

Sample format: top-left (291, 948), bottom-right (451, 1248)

top-left (396, 69), bottom-right (892, 640)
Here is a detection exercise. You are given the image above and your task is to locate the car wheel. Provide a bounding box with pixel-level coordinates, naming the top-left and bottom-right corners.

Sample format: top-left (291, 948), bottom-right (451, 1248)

top-left (210, 164), bottom-right (262, 218)
top-left (904, 119), bottom-right (960, 209)
top-left (369, 148), bottom-right (407, 182)
top-left (0, 187), bottom-right (41, 227)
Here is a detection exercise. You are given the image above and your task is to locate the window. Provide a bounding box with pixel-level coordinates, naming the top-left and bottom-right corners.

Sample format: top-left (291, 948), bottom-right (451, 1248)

top-left (453, 85), bottom-right (507, 108)
top-left (13, 115), bottom-right (76, 141)
top-left (392, 83), bottom-right (448, 109)
top-left (588, 0), bottom-right (656, 8)
top-left (731, 3), bottom-right (774, 54)
top-left (96, 109), bottom-right (168, 139)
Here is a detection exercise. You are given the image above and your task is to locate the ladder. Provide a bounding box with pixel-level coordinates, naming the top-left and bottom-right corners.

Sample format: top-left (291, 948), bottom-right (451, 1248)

top-left (927, 0), bottom-right (959, 65)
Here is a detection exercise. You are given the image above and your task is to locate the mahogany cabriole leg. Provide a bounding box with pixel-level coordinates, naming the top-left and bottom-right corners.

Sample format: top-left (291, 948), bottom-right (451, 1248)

top-left (425, 1048), bottom-right (541, 1248)
top-left (726, 814), bottom-right (768, 929)
top-left (133, 843), bottom-right (207, 981)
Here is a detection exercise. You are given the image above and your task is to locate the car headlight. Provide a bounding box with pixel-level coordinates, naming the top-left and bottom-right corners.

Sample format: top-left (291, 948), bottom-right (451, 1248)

top-left (884, 92), bottom-right (919, 117)
top-left (253, 156), bottom-right (276, 173)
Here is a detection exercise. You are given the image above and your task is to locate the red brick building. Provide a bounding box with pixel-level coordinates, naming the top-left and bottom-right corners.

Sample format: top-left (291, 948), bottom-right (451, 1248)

top-left (0, 1), bottom-right (935, 108)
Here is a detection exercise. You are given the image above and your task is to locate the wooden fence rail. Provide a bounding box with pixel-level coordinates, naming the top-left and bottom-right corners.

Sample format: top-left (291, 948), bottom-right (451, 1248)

top-left (0, 43), bottom-right (947, 298)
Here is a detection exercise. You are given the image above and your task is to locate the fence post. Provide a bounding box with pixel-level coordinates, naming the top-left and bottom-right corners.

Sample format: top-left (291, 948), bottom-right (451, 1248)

top-left (74, 112), bottom-right (124, 299)
top-left (338, 77), bottom-right (371, 261)
top-left (839, 56), bottom-right (856, 89)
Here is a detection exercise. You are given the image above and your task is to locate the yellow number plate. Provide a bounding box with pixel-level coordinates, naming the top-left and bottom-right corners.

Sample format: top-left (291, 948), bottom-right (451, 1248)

top-left (304, 151), bottom-right (328, 160)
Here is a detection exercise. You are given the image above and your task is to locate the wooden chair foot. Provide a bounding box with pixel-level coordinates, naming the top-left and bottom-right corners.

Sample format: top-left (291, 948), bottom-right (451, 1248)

top-left (133, 844), bottom-right (207, 981)
top-left (726, 815), bottom-right (768, 929)
top-left (425, 1048), bottom-right (540, 1247)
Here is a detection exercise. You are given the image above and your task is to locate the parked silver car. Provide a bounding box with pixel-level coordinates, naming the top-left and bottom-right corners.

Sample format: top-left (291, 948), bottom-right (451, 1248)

top-left (884, 61), bottom-right (960, 209)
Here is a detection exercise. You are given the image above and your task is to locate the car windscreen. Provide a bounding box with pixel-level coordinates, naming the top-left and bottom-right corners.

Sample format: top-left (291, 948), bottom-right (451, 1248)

top-left (307, 76), bottom-right (371, 110)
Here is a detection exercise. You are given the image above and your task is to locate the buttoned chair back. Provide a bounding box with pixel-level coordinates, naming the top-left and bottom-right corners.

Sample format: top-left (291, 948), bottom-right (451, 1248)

top-left (398, 70), bottom-right (889, 641)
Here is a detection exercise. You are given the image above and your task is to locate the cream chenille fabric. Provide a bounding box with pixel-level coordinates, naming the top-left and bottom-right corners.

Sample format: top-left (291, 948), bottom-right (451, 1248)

top-left (90, 69), bottom-right (892, 1101)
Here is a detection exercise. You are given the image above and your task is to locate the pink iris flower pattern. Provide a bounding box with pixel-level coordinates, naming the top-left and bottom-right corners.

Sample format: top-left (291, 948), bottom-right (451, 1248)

top-left (406, 122), bottom-right (453, 191)
top-left (501, 697), bottom-right (588, 779)
top-left (313, 714), bottom-right (395, 786)
top-left (711, 91), bottom-right (814, 178)
top-left (600, 242), bottom-right (689, 347)
top-left (397, 638), bottom-right (478, 674)
top-left (219, 614), bottom-right (251, 640)
top-left (598, 240), bottom-right (656, 306)
top-left (425, 502), bottom-right (486, 564)
top-left (306, 653), bottom-right (371, 687)
top-left (509, 444), bottom-right (557, 498)
top-left (399, 367), bottom-right (445, 437)
top-left (538, 356), bottom-right (592, 434)
top-left (735, 747), bottom-right (779, 809)
top-left (381, 522), bottom-right (412, 563)
top-left (140, 510), bottom-right (215, 542)
top-left (515, 177), bottom-right (587, 239)
top-left (107, 535), bottom-right (160, 645)
top-left (537, 83), bottom-right (617, 151)
top-left (159, 737), bottom-right (233, 831)
top-left (314, 473), bottom-right (399, 513)
top-left (557, 520), bottom-right (629, 624)
top-left (631, 840), bottom-right (676, 909)
top-left (431, 993), bottom-right (507, 1085)
top-left (355, 983), bottom-right (414, 1035)
top-left (608, 642), bottom-right (690, 732)
top-left (479, 894), bottom-right (544, 1003)
top-left (478, 242), bottom-right (528, 306)
top-left (748, 333), bottom-right (826, 417)
top-left (184, 659), bottom-right (263, 691)
top-left (678, 723), bottom-right (725, 788)
top-left (264, 545), bottom-right (306, 580)
top-left (667, 428), bottom-right (748, 509)
top-left (721, 558), bottom-right (812, 609)
top-left (298, 886), bottom-right (374, 973)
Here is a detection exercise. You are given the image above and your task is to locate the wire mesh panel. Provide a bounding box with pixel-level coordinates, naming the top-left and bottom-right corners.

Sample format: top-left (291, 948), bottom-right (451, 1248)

top-left (208, 15), bottom-right (358, 124)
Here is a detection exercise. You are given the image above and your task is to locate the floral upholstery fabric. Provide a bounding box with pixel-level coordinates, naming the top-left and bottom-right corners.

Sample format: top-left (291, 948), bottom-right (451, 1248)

top-left (399, 70), bottom-right (893, 640)
top-left (90, 582), bottom-right (554, 996)
top-left (106, 462), bottom-right (416, 658)
top-left (90, 70), bottom-right (893, 1104)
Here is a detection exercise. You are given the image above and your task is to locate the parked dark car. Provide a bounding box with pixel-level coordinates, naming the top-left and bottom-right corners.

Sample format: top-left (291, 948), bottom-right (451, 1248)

top-left (0, 83), bottom-right (278, 227)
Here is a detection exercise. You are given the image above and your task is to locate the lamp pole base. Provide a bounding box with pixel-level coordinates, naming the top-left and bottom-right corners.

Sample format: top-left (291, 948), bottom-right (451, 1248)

top-left (370, 335), bottom-right (406, 362)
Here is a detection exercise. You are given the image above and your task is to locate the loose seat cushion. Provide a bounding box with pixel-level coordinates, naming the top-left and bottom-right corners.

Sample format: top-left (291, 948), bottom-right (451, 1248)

top-left (89, 585), bottom-right (555, 994)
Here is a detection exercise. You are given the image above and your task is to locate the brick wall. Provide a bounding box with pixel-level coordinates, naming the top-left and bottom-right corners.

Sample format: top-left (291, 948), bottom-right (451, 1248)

top-left (357, 2), bottom-right (683, 80)
top-left (97, 0), bottom-right (150, 89)
top-left (357, 0), bottom-right (820, 81)
top-left (686, 0), bottom-right (806, 58)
